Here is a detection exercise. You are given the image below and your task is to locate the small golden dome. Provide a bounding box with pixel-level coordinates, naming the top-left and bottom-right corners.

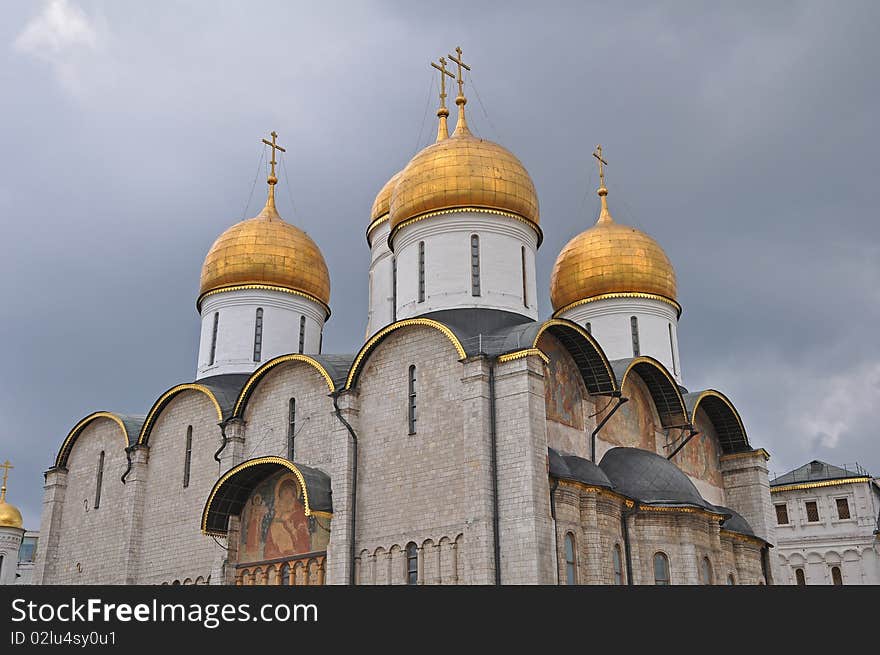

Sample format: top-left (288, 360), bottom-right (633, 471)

top-left (550, 189), bottom-right (677, 313)
top-left (0, 500), bottom-right (23, 529)
top-left (199, 194), bottom-right (330, 309)
top-left (370, 171), bottom-right (403, 224)
top-left (389, 110), bottom-right (539, 234)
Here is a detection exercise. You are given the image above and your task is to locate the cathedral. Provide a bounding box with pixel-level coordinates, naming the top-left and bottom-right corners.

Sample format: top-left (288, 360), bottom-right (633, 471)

top-left (33, 49), bottom-right (779, 586)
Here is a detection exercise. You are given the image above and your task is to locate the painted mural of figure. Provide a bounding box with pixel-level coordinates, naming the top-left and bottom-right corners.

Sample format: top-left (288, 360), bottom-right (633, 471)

top-left (242, 493), bottom-right (268, 562)
top-left (264, 476), bottom-right (311, 559)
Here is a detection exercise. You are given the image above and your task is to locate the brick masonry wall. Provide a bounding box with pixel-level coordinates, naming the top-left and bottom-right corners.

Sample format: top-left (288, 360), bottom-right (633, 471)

top-left (137, 391), bottom-right (226, 584)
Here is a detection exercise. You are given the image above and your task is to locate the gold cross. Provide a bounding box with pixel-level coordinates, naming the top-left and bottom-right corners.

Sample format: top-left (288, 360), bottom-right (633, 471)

top-left (261, 131), bottom-right (287, 182)
top-left (448, 46), bottom-right (471, 98)
top-left (0, 460), bottom-right (12, 500)
top-left (593, 144), bottom-right (608, 188)
top-left (431, 57), bottom-right (455, 108)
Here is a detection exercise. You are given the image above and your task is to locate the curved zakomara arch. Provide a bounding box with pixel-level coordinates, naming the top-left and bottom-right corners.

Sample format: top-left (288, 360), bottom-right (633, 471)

top-left (201, 456), bottom-right (331, 536)
top-left (530, 319), bottom-right (617, 395)
top-left (55, 411), bottom-right (130, 469)
top-left (688, 389), bottom-right (750, 454)
top-left (234, 354), bottom-right (336, 418)
top-left (138, 384), bottom-right (223, 446)
top-left (345, 318), bottom-right (467, 390)
top-left (618, 356), bottom-right (689, 429)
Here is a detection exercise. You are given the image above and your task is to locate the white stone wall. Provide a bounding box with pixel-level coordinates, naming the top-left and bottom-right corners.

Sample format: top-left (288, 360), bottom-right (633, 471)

top-left (366, 220), bottom-right (395, 339)
top-left (0, 527), bottom-right (24, 585)
top-left (772, 480), bottom-right (880, 584)
top-left (561, 296), bottom-right (681, 383)
top-left (197, 288), bottom-right (325, 378)
top-left (393, 212), bottom-right (539, 321)
top-left (353, 325), bottom-right (484, 582)
top-left (50, 419), bottom-right (129, 584)
top-left (137, 391), bottom-right (226, 584)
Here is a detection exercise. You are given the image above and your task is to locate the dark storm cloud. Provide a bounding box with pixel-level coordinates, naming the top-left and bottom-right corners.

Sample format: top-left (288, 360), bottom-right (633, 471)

top-left (1, 0), bottom-right (878, 528)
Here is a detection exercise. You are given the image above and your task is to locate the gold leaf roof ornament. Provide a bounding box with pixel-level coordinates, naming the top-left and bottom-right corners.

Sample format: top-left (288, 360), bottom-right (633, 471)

top-left (389, 47), bottom-right (540, 237)
top-left (199, 132), bottom-right (331, 310)
top-left (550, 145), bottom-right (677, 314)
top-left (0, 460), bottom-right (23, 530)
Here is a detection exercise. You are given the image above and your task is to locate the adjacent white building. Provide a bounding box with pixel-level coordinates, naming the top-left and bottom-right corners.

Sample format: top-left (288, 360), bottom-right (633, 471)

top-left (771, 460), bottom-right (880, 585)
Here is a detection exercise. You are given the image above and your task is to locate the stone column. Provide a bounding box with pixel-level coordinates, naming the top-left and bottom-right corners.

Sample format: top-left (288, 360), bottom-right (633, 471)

top-left (720, 448), bottom-right (779, 583)
top-left (579, 491), bottom-right (603, 584)
top-left (32, 467), bottom-right (68, 584)
top-left (325, 390), bottom-right (358, 585)
top-left (121, 445), bottom-right (149, 584)
top-left (460, 356), bottom-right (495, 584)
top-left (220, 418), bottom-right (247, 472)
top-left (493, 354), bottom-right (555, 584)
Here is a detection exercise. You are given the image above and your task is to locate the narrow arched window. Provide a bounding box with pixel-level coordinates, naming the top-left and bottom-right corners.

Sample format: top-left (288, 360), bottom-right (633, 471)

top-left (406, 542), bottom-right (418, 585)
top-left (392, 256), bottom-right (398, 321)
top-left (287, 398), bottom-right (296, 460)
top-left (0, 554), bottom-right (4, 580)
top-left (408, 365), bottom-right (417, 434)
top-left (94, 450), bottom-right (105, 509)
top-left (521, 246), bottom-right (528, 307)
top-left (727, 574), bottom-right (736, 585)
top-left (612, 544), bottom-right (623, 585)
top-left (700, 557), bottom-right (713, 585)
top-left (831, 566), bottom-right (843, 585)
top-left (668, 323), bottom-right (677, 375)
top-left (585, 322), bottom-right (592, 335)
top-left (795, 568), bottom-right (806, 585)
top-left (653, 552), bottom-right (670, 585)
top-left (209, 312), bottom-right (219, 366)
top-left (183, 426), bottom-right (192, 488)
top-left (318, 331), bottom-right (323, 355)
top-left (279, 563), bottom-right (291, 585)
top-left (470, 234), bottom-right (481, 296)
top-left (253, 308), bottom-right (263, 362)
top-left (418, 241), bottom-right (426, 303)
top-left (630, 316), bottom-right (640, 357)
top-left (298, 316), bottom-right (306, 354)
top-left (564, 533), bottom-right (576, 585)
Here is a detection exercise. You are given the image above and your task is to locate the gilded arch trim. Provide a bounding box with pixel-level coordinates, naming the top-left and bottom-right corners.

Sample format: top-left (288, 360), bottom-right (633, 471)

top-left (234, 354), bottom-right (336, 417)
top-left (531, 318), bottom-right (617, 395)
top-left (55, 412), bottom-right (132, 469)
top-left (687, 389), bottom-right (750, 454)
top-left (138, 384), bottom-right (223, 446)
top-left (617, 356), bottom-right (689, 429)
top-left (201, 456), bottom-right (332, 536)
top-left (345, 318), bottom-right (467, 390)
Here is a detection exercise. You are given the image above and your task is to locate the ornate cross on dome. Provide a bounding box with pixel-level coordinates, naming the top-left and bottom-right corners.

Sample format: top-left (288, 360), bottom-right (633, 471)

top-left (593, 144), bottom-right (608, 189)
top-left (0, 460), bottom-right (12, 501)
top-left (448, 46), bottom-right (470, 99)
top-left (261, 131), bottom-right (287, 184)
top-left (431, 57), bottom-right (455, 109)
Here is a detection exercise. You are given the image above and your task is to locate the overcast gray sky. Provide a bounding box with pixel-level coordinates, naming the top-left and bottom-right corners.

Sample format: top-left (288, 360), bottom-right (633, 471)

top-left (2, 1), bottom-right (878, 531)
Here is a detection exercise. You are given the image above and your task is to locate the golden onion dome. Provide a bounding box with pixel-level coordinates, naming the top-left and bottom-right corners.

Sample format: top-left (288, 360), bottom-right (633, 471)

top-left (550, 187), bottom-right (677, 314)
top-left (367, 170), bottom-right (403, 241)
top-left (199, 186), bottom-right (330, 310)
top-left (0, 500), bottom-right (23, 529)
top-left (389, 96), bottom-right (539, 236)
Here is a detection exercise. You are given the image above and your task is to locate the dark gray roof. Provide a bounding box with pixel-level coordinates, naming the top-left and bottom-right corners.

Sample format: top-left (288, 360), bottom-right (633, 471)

top-left (311, 354), bottom-right (357, 389)
top-left (420, 310), bottom-right (617, 395)
top-left (548, 447), bottom-right (613, 489)
top-left (771, 460), bottom-right (870, 486)
top-left (711, 505), bottom-right (761, 540)
top-left (197, 373), bottom-right (251, 420)
top-left (118, 414), bottom-right (147, 447)
top-left (599, 447), bottom-right (716, 511)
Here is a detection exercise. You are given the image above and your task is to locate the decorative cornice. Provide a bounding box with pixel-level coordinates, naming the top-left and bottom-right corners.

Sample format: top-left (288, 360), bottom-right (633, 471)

top-left (720, 448), bottom-right (770, 462)
top-left (389, 206), bottom-right (543, 249)
top-left (366, 213), bottom-right (389, 244)
top-left (770, 477), bottom-right (871, 493)
top-left (197, 284), bottom-right (331, 319)
top-left (553, 292), bottom-right (682, 318)
top-left (497, 348), bottom-right (550, 365)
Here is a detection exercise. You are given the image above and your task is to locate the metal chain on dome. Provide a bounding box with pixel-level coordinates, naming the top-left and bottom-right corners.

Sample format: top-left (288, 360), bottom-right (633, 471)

top-left (467, 72), bottom-right (501, 143)
top-left (241, 146), bottom-right (266, 221)
top-left (279, 151), bottom-right (300, 221)
top-left (412, 74), bottom-right (437, 155)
